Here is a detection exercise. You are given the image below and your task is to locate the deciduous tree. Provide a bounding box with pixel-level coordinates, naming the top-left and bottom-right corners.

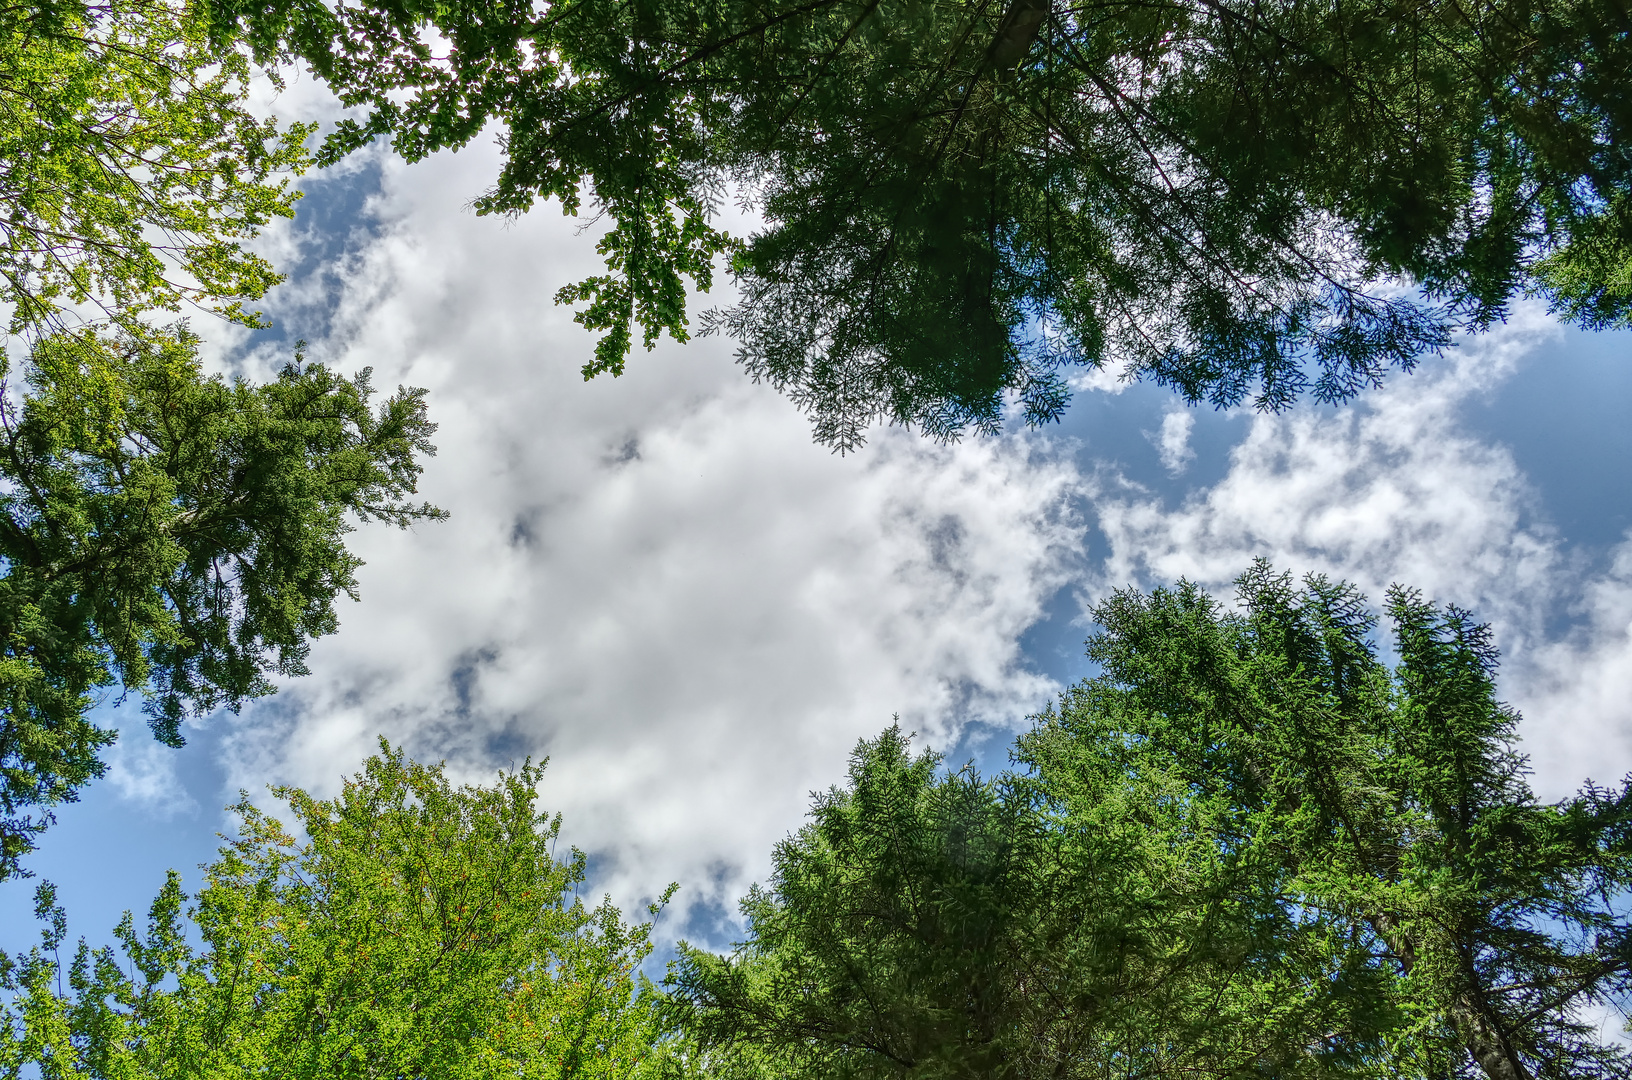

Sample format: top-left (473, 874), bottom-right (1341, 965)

top-left (216, 0), bottom-right (1630, 447)
top-left (0, 0), bottom-right (310, 342)
top-left (0, 742), bottom-right (676, 1079)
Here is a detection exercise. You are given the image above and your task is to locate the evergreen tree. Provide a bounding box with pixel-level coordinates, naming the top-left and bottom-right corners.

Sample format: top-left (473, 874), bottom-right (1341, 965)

top-left (0, 326), bottom-right (443, 879)
top-left (668, 729), bottom-right (1055, 1080)
top-left (1020, 563), bottom-right (1632, 1078)
top-left (668, 724), bottom-right (1401, 1080)
top-left (673, 567), bottom-right (1632, 1079)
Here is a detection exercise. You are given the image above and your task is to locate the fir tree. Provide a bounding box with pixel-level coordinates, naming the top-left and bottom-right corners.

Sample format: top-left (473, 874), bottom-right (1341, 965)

top-left (0, 327), bottom-right (443, 878)
top-left (674, 566), bottom-right (1632, 1079)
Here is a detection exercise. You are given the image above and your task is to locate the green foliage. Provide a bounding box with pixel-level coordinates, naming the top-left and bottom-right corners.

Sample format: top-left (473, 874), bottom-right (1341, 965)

top-left (213, 0), bottom-right (735, 380)
top-left (0, 0), bottom-right (453, 885)
top-left (0, 325), bottom-right (444, 879)
top-left (669, 728), bottom-right (1051, 1080)
top-left (0, 0), bottom-right (312, 339)
top-left (0, 742), bottom-right (677, 1079)
top-left (1027, 562), bottom-right (1632, 1078)
top-left (669, 728), bottom-right (1400, 1079)
top-left (674, 567), bottom-right (1632, 1079)
top-left (214, 0), bottom-right (1628, 447)
top-left (1533, 208), bottom-right (1632, 330)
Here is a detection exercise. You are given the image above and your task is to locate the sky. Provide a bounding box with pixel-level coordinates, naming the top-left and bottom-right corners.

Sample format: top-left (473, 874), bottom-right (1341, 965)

top-left (4, 75), bottom-right (1632, 957)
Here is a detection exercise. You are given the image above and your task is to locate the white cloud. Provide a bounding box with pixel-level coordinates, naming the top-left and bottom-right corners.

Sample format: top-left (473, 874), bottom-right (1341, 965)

top-left (1148, 408), bottom-right (1195, 475)
top-left (103, 727), bottom-right (200, 820)
top-left (1510, 540), bottom-right (1632, 794)
top-left (218, 141), bottom-right (1088, 925)
top-left (1069, 362), bottom-right (1132, 395)
top-left (1091, 308), bottom-right (1560, 609)
top-left (1081, 306), bottom-right (1632, 798)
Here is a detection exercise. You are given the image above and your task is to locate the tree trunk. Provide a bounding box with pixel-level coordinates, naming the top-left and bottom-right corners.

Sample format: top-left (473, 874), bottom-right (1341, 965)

top-left (1447, 994), bottom-right (1532, 1080)
top-left (988, 0), bottom-right (1046, 68)
top-left (1370, 914), bottom-right (1531, 1080)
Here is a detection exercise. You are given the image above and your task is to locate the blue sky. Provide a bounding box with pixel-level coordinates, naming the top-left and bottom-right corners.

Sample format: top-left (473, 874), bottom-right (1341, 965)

top-left (4, 125), bottom-right (1631, 957)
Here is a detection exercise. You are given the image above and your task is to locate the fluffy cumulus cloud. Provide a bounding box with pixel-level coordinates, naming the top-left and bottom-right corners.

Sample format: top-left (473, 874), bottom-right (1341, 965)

top-left (221, 139), bottom-right (1088, 924)
top-left (200, 88), bottom-right (1630, 926)
top-left (1148, 407), bottom-right (1196, 475)
top-left (1092, 310), bottom-right (1561, 608)
top-left (1517, 546), bottom-right (1632, 795)
top-left (1082, 307), bottom-right (1632, 797)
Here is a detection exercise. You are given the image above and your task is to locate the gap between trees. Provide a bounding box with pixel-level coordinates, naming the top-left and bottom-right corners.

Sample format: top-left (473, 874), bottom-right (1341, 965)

top-left (6, 567), bottom-right (1628, 1079)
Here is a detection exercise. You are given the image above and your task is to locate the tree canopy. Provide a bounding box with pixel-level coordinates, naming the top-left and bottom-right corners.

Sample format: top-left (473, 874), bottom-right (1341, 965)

top-left (0, 742), bottom-right (675, 1079)
top-left (0, 326), bottom-right (443, 879)
top-left (671, 566), bottom-right (1632, 1079)
top-left (216, 0), bottom-right (1630, 446)
top-left (4, 570), bottom-right (1628, 1078)
top-left (0, 0), bottom-right (444, 879)
top-left (0, 0), bottom-right (310, 342)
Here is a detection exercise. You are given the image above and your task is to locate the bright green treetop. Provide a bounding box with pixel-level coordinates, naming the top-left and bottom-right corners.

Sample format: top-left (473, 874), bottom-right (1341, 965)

top-left (0, 742), bottom-right (677, 1079)
top-left (0, 326), bottom-right (444, 879)
top-left (0, 0), bottom-right (311, 341)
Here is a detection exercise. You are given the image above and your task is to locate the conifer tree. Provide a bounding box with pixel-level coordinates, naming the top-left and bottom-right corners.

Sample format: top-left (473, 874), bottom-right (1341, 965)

top-left (668, 723), bottom-right (1401, 1080)
top-left (0, 327), bottom-right (443, 879)
top-left (673, 567), bottom-right (1632, 1079)
top-left (1021, 563), bottom-right (1632, 1078)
